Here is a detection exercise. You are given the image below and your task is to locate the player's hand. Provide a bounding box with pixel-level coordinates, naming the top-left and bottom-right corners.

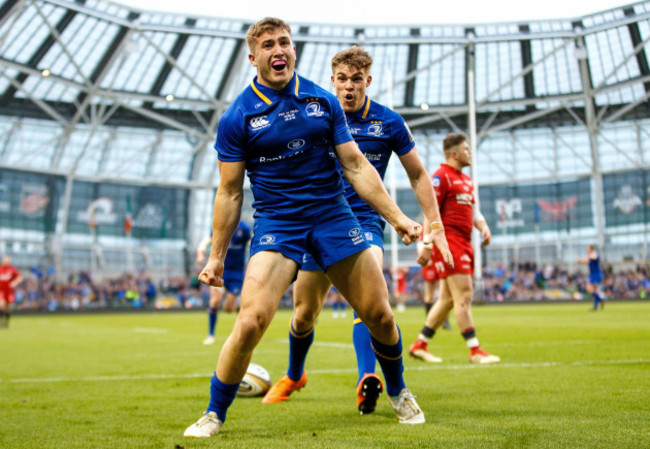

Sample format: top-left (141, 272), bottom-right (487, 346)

top-left (416, 244), bottom-right (432, 267)
top-left (198, 258), bottom-right (225, 288)
top-left (196, 252), bottom-right (206, 266)
top-left (481, 226), bottom-right (492, 246)
top-left (394, 216), bottom-right (421, 245)
top-left (425, 230), bottom-right (454, 268)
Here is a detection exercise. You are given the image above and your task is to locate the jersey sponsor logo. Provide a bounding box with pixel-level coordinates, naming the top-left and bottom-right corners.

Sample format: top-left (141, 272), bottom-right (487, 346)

top-left (349, 127), bottom-right (361, 135)
top-left (250, 115), bottom-right (270, 130)
top-left (305, 101), bottom-right (324, 117)
top-left (456, 193), bottom-right (473, 205)
top-left (460, 254), bottom-right (472, 262)
top-left (432, 176), bottom-right (441, 188)
top-left (364, 152), bottom-right (382, 162)
top-left (254, 102), bottom-right (264, 109)
top-left (364, 232), bottom-right (374, 242)
top-left (367, 123), bottom-right (383, 136)
top-left (348, 227), bottom-right (364, 245)
top-left (259, 234), bottom-right (276, 245)
top-left (287, 139), bottom-right (306, 150)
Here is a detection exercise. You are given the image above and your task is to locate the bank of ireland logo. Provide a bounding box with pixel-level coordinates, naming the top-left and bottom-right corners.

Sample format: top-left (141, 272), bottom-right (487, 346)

top-left (250, 115), bottom-right (270, 130)
top-left (287, 139), bottom-right (305, 150)
top-left (260, 234), bottom-right (276, 245)
top-left (305, 102), bottom-right (324, 117)
top-left (348, 227), bottom-right (364, 245)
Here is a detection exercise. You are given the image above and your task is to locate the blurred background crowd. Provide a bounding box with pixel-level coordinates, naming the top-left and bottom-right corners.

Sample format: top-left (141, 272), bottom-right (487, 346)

top-left (11, 261), bottom-right (650, 312)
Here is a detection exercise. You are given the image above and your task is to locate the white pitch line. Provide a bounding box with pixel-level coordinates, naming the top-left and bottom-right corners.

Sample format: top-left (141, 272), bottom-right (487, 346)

top-left (2, 359), bottom-right (648, 384)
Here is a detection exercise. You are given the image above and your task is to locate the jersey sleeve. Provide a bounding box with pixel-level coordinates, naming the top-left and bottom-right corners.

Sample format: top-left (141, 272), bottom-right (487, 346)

top-left (390, 111), bottom-right (416, 157)
top-left (328, 94), bottom-right (354, 146)
top-left (215, 107), bottom-right (246, 162)
top-left (432, 169), bottom-right (447, 206)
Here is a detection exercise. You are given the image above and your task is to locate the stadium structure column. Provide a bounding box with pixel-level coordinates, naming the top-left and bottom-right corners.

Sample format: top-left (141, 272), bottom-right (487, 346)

top-left (465, 29), bottom-right (484, 300)
top-left (574, 25), bottom-right (605, 251)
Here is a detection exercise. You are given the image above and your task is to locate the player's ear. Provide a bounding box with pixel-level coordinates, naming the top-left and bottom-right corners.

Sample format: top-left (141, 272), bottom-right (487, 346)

top-left (366, 75), bottom-right (372, 87)
top-left (248, 52), bottom-right (257, 67)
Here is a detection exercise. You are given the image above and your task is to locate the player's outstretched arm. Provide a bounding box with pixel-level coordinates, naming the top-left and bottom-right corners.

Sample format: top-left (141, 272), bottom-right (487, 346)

top-left (473, 208), bottom-right (491, 246)
top-left (199, 160), bottom-right (245, 288)
top-left (399, 147), bottom-right (453, 267)
top-left (335, 140), bottom-right (421, 244)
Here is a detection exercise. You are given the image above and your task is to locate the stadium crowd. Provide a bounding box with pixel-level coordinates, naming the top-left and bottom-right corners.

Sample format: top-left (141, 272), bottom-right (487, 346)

top-left (7, 261), bottom-right (649, 312)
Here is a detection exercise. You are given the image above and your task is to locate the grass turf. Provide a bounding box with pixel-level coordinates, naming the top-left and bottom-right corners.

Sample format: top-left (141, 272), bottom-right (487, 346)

top-left (1, 301), bottom-right (649, 448)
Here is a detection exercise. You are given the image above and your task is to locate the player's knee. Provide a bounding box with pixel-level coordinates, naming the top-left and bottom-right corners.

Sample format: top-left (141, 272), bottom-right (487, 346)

top-left (363, 307), bottom-right (395, 334)
top-left (236, 313), bottom-right (269, 345)
top-left (292, 310), bottom-right (316, 331)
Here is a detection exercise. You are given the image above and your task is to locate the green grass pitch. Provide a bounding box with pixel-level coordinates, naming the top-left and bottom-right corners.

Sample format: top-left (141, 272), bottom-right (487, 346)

top-left (1, 301), bottom-right (649, 448)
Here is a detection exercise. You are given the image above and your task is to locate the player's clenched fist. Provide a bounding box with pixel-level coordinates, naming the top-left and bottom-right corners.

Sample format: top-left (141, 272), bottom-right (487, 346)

top-left (394, 216), bottom-right (422, 245)
top-left (198, 259), bottom-right (225, 288)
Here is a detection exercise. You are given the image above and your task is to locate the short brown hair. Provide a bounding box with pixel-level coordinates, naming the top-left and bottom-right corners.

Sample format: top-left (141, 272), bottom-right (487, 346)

top-left (443, 133), bottom-right (467, 152)
top-left (330, 46), bottom-right (373, 74)
top-left (246, 17), bottom-right (292, 52)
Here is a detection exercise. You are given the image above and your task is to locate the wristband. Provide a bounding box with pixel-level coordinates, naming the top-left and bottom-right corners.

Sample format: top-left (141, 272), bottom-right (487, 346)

top-left (422, 242), bottom-right (433, 249)
top-left (430, 221), bottom-right (444, 231)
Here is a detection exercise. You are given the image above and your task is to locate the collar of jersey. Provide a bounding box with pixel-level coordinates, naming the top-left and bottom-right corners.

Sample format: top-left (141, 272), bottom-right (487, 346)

top-left (250, 72), bottom-right (300, 105)
top-left (441, 162), bottom-right (463, 174)
top-left (348, 96), bottom-right (371, 120)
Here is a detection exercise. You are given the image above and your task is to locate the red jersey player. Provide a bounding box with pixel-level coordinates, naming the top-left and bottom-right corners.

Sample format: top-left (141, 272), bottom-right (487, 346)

top-left (410, 133), bottom-right (500, 364)
top-left (0, 256), bottom-right (23, 328)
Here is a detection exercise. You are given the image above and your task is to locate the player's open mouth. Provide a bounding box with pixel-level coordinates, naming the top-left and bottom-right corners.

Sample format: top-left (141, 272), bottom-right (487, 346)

top-left (345, 93), bottom-right (354, 100)
top-left (272, 60), bottom-right (287, 71)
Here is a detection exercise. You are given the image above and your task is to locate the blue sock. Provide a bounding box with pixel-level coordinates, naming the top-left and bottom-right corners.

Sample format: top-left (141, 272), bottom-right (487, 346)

top-left (207, 372), bottom-right (239, 423)
top-left (208, 308), bottom-right (218, 336)
top-left (370, 326), bottom-right (406, 397)
top-left (593, 292), bottom-right (601, 310)
top-left (287, 318), bottom-right (314, 381)
top-left (352, 312), bottom-right (376, 385)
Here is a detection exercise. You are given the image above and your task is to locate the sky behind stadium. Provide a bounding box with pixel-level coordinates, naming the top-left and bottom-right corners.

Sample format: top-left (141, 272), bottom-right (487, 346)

top-left (121, 0), bottom-right (635, 24)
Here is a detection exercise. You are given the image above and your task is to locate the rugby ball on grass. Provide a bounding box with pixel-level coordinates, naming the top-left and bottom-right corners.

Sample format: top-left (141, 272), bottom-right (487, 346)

top-left (237, 363), bottom-right (272, 397)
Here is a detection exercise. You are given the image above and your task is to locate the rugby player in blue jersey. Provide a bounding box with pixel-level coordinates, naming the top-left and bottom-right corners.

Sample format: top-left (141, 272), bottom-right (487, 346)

top-left (184, 18), bottom-right (427, 438)
top-left (196, 220), bottom-right (251, 345)
top-left (261, 46), bottom-right (452, 414)
top-left (578, 244), bottom-right (605, 310)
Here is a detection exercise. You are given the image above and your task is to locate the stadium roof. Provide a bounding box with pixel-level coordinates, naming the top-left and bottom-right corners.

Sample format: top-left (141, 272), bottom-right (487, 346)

top-left (1, 0), bottom-right (649, 186)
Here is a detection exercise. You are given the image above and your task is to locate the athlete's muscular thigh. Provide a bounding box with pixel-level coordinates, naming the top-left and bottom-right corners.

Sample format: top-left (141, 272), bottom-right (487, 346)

top-left (445, 273), bottom-right (473, 305)
top-left (293, 269), bottom-right (331, 331)
top-left (236, 251), bottom-right (298, 337)
top-left (326, 248), bottom-right (396, 343)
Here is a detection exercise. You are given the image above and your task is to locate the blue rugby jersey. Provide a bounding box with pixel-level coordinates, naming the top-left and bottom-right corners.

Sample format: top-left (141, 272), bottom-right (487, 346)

top-left (215, 73), bottom-right (354, 219)
top-left (339, 97), bottom-right (415, 223)
top-left (589, 251), bottom-right (603, 280)
top-left (223, 221), bottom-right (252, 280)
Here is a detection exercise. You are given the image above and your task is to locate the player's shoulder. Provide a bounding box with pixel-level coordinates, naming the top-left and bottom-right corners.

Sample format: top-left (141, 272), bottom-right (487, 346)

top-left (368, 100), bottom-right (402, 122)
top-left (296, 75), bottom-right (337, 104)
